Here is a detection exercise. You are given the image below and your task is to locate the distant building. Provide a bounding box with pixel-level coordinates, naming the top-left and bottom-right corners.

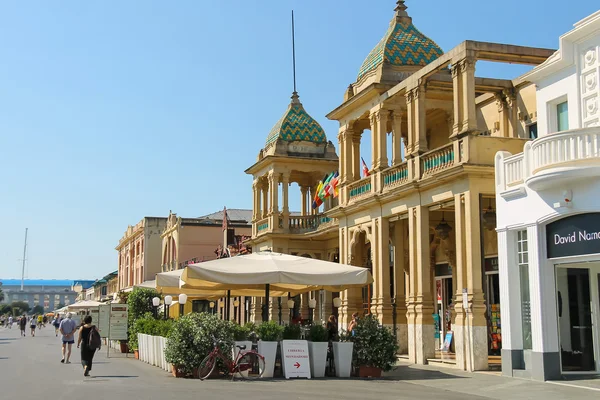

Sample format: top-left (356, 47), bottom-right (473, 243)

top-left (116, 217), bottom-right (167, 291)
top-left (91, 271), bottom-right (118, 301)
top-left (161, 209), bottom-right (252, 272)
top-left (0, 279), bottom-right (87, 311)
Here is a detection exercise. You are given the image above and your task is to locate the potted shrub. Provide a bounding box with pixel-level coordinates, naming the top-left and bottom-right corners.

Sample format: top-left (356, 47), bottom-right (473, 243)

top-left (165, 313), bottom-right (235, 378)
top-left (231, 324), bottom-right (252, 376)
top-left (256, 320), bottom-right (284, 378)
top-left (333, 330), bottom-right (354, 378)
top-left (306, 324), bottom-right (328, 378)
top-left (351, 314), bottom-right (399, 378)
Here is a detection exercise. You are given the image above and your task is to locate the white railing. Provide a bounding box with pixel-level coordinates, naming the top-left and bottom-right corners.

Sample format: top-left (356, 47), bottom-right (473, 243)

top-left (503, 153), bottom-right (525, 187)
top-left (529, 128), bottom-right (600, 173)
top-left (138, 333), bottom-right (171, 372)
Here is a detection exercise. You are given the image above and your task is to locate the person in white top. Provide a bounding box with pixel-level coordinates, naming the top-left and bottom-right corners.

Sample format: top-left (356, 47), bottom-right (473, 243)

top-left (30, 315), bottom-right (37, 337)
top-left (8, 316), bottom-right (13, 329)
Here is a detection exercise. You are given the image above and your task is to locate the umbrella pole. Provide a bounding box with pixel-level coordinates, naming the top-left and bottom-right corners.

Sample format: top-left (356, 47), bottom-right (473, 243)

top-left (262, 284), bottom-right (270, 322)
top-left (226, 290), bottom-right (231, 321)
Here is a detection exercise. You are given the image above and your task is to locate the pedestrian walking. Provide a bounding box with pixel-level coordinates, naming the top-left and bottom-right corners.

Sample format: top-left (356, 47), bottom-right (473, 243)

top-left (30, 315), bottom-right (37, 337)
top-left (77, 315), bottom-right (100, 377)
top-left (37, 314), bottom-right (43, 329)
top-left (43, 315), bottom-right (48, 327)
top-left (19, 315), bottom-right (27, 336)
top-left (8, 315), bottom-right (13, 329)
top-left (59, 313), bottom-right (77, 364)
top-left (52, 315), bottom-right (61, 337)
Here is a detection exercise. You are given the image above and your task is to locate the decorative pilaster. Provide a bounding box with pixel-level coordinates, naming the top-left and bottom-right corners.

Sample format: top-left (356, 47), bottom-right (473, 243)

top-left (451, 63), bottom-right (462, 137)
top-left (261, 181), bottom-right (268, 219)
top-left (371, 217), bottom-right (392, 324)
top-left (393, 220), bottom-right (408, 354)
top-left (352, 132), bottom-right (361, 180)
top-left (371, 109), bottom-right (389, 171)
top-left (413, 83), bottom-right (428, 154)
top-left (504, 89), bottom-right (518, 138)
top-left (461, 57), bottom-right (478, 134)
top-left (300, 186), bottom-right (308, 216)
top-left (495, 93), bottom-right (509, 137)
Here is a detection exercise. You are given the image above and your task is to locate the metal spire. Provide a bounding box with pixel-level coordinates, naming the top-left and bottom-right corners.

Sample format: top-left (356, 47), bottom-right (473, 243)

top-left (291, 10), bottom-right (297, 95)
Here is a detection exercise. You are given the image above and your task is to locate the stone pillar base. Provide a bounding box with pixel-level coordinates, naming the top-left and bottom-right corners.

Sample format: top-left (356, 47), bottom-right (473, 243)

top-left (415, 323), bottom-right (435, 364)
top-left (454, 322), bottom-right (488, 371)
top-left (396, 323), bottom-right (408, 354)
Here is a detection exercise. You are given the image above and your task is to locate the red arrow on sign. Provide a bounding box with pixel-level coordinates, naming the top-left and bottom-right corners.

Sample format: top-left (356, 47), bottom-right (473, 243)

top-left (294, 362), bottom-right (301, 369)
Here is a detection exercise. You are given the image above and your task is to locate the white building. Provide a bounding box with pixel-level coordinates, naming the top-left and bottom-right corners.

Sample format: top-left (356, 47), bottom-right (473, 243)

top-left (495, 10), bottom-right (600, 380)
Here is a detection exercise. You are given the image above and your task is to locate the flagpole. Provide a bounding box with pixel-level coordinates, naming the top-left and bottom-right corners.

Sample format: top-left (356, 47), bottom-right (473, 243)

top-left (292, 10), bottom-right (297, 94)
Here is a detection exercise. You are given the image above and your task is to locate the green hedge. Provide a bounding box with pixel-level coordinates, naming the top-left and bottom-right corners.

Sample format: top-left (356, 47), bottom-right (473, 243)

top-left (129, 313), bottom-right (174, 350)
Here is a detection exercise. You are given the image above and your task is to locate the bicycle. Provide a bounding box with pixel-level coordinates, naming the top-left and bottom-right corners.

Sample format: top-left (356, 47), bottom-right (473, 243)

top-left (197, 339), bottom-right (265, 380)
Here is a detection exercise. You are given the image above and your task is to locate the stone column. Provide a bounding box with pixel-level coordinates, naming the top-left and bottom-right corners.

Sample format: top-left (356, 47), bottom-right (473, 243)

top-left (461, 57), bottom-right (478, 134)
top-left (413, 84), bottom-right (428, 154)
top-left (408, 206), bottom-right (435, 364)
top-left (261, 181), bottom-right (268, 219)
top-left (268, 171), bottom-right (278, 216)
top-left (391, 109), bottom-right (403, 165)
top-left (338, 125), bottom-right (354, 184)
top-left (496, 93), bottom-right (509, 137)
top-left (282, 172), bottom-right (290, 230)
top-left (504, 89), bottom-right (518, 138)
top-left (464, 191), bottom-right (488, 371)
top-left (393, 220), bottom-right (408, 354)
top-left (371, 217), bottom-right (392, 326)
top-left (371, 109), bottom-right (388, 171)
top-left (352, 132), bottom-right (361, 180)
top-left (300, 186), bottom-right (308, 216)
top-left (451, 62), bottom-right (463, 137)
top-left (340, 228), bottom-right (363, 330)
top-left (453, 193), bottom-right (468, 370)
top-left (370, 112), bottom-right (378, 171)
top-left (252, 180), bottom-right (260, 222)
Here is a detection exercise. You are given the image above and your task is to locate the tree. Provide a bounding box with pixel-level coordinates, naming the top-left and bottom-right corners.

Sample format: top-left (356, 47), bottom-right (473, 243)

top-left (0, 287), bottom-right (4, 303)
top-left (31, 305), bottom-right (45, 315)
top-left (10, 301), bottom-right (30, 315)
top-left (0, 304), bottom-right (12, 315)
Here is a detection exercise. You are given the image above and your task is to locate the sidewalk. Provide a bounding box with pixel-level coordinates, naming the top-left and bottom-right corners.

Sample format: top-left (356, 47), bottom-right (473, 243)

top-left (387, 359), bottom-right (600, 398)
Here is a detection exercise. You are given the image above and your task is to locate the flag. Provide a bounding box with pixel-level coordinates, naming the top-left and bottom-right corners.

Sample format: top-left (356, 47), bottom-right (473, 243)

top-left (361, 157), bottom-right (370, 177)
top-left (325, 171), bottom-right (339, 197)
top-left (312, 181), bottom-right (324, 209)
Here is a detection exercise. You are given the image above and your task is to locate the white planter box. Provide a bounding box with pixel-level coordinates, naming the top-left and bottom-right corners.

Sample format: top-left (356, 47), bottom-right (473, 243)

top-left (307, 341), bottom-right (328, 378)
top-left (258, 341), bottom-right (278, 378)
top-left (333, 342), bottom-right (354, 378)
top-left (233, 341), bottom-right (253, 377)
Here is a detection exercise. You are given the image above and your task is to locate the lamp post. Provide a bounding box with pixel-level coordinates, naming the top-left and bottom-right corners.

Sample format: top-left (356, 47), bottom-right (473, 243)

top-left (332, 297), bottom-right (342, 321)
top-left (178, 294), bottom-right (188, 317)
top-left (164, 295), bottom-right (172, 320)
top-left (308, 298), bottom-right (317, 324)
top-left (209, 301), bottom-right (215, 315)
top-left (233, 298), bottom-right (240, 324)
top-left (287, 298), bottom-right (295, 324)
top-left (152, 297), bottom-right (160, 319)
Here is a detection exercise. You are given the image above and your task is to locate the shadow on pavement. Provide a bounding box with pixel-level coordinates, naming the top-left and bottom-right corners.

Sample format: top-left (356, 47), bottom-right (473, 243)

top-left (0, 338), bottom-right (17, 341)
top-left (382, 365), bottom-right (470, 381)
top-left (91, 375), bottom-right (139, 379)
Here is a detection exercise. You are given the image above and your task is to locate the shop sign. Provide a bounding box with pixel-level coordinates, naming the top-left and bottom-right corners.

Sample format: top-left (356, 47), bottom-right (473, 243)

top-left (98, 304), bottom-right (110, 338)
top-left (281, 340), bottom-right (311, 379)
top-left (546, 213), bottom-right (600, 258)
top-left (435, 263), bottom-right (452, 277)
top-left (485, 257), bottom-right (499, 272)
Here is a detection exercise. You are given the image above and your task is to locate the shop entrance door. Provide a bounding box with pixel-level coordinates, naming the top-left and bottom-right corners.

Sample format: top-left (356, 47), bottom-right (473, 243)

top-left (556, 263), bottom-right (600, 373)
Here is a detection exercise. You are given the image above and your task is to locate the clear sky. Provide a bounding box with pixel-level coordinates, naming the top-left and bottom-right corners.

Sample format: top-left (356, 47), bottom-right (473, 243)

top-left (0, 0), bottom-right (597, 280)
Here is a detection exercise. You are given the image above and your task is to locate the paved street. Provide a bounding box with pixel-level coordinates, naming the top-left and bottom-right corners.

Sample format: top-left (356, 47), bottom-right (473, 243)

top-left (1, 325), bottom-right (598, 400)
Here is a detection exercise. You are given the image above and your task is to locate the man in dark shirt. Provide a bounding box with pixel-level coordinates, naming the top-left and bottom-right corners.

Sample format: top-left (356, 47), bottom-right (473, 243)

top-left (19, 315), bottom-right (27, 337)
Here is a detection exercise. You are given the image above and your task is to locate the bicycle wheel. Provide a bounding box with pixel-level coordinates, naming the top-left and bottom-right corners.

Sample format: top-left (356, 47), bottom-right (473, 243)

top-left (235, 351), bottom-right (265, 380)
top-left (198, 353), bottom-right (217, 380)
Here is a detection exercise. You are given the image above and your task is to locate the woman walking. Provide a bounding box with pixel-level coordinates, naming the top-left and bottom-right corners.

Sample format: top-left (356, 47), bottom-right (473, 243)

top-left (77, 315), bottom-right (98, 377)
top-left (30, 315), bottom-right (37, 337)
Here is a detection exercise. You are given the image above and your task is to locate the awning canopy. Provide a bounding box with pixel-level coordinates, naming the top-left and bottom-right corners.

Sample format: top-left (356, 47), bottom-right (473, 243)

top-left (67, 300), bottom-right (103, 310)
top-left (180, 251), bottom-right (373, 292)
top-left (155, 269), bottom-right (288, 298)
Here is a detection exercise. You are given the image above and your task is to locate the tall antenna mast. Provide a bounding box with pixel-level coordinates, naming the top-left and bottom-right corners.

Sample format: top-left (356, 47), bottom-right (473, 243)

top-left (21, 228), bottom-right (28, 291)
top-left (291, 10), bottom-right (297, 94)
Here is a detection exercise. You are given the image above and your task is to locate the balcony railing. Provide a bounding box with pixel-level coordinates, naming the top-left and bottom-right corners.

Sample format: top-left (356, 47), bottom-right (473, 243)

top-left (347, 177), bottom-right (372, 201)
top-left (382, 162), bottom-right (409, 190)
top-left (256, 218), bottom-right (270, 233)
top-left (420, 143), bottom-right (455, 177)
top-left (496, 127), bottom-right (600, 192)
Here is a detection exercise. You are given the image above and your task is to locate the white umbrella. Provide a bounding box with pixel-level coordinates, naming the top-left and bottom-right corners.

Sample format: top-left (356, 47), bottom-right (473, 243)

top-left (155, 269), bottom-right (288, 298)
top-left (181, 251), bottom-right (373, 292)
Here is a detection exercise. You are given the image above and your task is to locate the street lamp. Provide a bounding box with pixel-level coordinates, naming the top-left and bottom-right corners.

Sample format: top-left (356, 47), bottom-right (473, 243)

top-left (164, 295), bottom-right (173, 320)
top-left (308, 298), bottom-right (317, 324)
top-left (287, 298), bottom-right (295, 323)
top-left (152, 297), bottom-right (160, 319)
top-left (332, 297), bottom-right (342, 308)
top-left (209, 301), bottom-right (215, 315)
top-left (178, 294), bottom-right (188, 317)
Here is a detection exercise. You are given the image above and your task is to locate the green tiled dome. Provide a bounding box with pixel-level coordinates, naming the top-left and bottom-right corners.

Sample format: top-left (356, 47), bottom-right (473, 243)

top-left (357, 4), bottom-right (443, 80)
top-left (265, 92), bottom-right (326, 146)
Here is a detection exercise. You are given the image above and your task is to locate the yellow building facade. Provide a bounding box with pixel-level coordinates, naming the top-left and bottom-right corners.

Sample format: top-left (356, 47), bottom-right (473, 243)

top-left (247, 1), bottom-right (554, 371)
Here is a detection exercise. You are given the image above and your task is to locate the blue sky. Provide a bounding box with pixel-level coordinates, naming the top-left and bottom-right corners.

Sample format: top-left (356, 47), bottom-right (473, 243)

top-left (0, 0), bottom-right (597, 280)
